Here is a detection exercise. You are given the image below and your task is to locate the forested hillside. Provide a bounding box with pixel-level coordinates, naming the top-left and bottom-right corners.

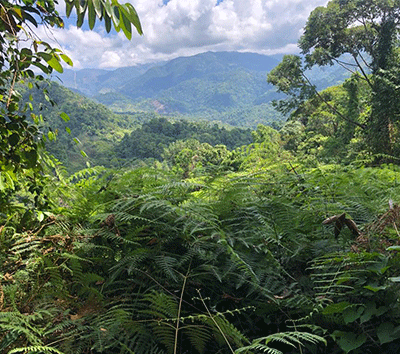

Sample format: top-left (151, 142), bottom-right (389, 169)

top-left (21, 82), bottom-right (146, 171)
top-left (22, 82), bottom-right (253, 172)
top-left (114, 117), bottom-right (253, 162)
top-left (57, 51), bottom-right (350, 126)
top-left (2, 0), bottom-right (400, 354)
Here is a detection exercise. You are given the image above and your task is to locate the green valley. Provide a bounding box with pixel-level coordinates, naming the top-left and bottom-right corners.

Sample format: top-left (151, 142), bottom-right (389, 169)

top-left (2, 0), bottom-right (400, 354)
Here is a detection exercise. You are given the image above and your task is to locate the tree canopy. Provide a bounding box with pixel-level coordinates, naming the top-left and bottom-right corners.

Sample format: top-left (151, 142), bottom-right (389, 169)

top-left (269, 0), bottom-right (400, 160)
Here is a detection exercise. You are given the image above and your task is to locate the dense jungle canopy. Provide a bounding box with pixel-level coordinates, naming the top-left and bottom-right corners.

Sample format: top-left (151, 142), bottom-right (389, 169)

top-left (2, 1), bottom-right (400, 354)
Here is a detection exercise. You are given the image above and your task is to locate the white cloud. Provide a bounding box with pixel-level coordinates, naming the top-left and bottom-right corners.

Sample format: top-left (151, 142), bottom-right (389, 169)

top-left (36, 0), bottom-right (329, 69)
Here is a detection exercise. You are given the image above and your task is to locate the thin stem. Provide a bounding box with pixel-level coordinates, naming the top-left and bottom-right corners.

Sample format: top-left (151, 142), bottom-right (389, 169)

top-left (196, 289), bottom-right (236, 354)
top-left (174, 262), bottom-right (191, 354)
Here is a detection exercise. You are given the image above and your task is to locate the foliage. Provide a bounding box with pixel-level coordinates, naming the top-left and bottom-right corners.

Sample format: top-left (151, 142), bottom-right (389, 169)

top-left (270, 0), bottom-right (400, 159)
top-left (3, 2), bottom-right (400, 354)
top-left (0, 0), bottom-right (141, 172)
top-left (20, 81), bottom-right (144, 172)
top-left (0, 0), bottom-right (142, 223)
top-left (276, 74), bottom-right (372, 163)
top-left (115, 117), bottom-right (252, 163)
top-left (267, 55), bottom-right (316, 115)
top-left (4, 138), bottom-right (400, 353)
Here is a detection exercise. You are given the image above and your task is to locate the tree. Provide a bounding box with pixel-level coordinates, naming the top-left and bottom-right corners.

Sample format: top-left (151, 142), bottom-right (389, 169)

top-left (267, 55), bottom-right (316, 115)
top-left (270, 0), bottom-right (400, 159)
top-left (299, 0), bottom-right (400, 158)
top-left (0, 0), bottom-right (142, 209)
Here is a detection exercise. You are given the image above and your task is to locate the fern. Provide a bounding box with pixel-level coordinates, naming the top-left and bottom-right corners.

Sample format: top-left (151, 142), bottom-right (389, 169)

top-left (8, 346), bottom-right (65, 354)
top-left (235, 331), bottom-right (326, 354)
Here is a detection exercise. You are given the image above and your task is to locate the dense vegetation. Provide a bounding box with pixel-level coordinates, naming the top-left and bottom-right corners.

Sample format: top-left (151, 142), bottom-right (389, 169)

top-left (2, 0), bottom-right (400, 354)
top-left (23, 83), bottom-right (254, 172)
top-left (115, 117), bottom-right (252, 162)
top-left (58, 51), bottom-right (350, 128)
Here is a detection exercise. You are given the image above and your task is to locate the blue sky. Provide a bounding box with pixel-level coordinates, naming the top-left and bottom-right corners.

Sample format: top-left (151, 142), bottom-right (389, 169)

top-left (40, 0), bottom-right (328, 70)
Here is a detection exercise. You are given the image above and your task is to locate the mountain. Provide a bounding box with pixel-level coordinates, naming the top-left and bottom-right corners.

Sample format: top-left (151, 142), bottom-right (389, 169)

top-left (21, 82), bottom-right (151, 172)
top-left (56, 52), bottom-right (282, 117)
top-left (58, 62), bottom-right (159, 97)
top-left (118, 51), bottom-right (280, 99)
top-left (55, 51), bottom-right (353, 128)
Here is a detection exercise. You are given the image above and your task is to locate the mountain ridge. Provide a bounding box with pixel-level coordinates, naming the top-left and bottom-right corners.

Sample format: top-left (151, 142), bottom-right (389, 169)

top-left (56, 50), bottom-right (351, 123)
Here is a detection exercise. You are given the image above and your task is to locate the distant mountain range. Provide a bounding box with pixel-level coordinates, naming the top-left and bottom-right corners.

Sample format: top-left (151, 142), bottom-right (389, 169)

top-left (35, 51), bottom-right (355, 171)
top-left (56, 51), bottom-right (350, 120)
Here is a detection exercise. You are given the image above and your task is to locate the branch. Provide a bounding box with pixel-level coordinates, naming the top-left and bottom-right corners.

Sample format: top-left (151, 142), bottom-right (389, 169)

top-left (323, 213), bottom-right (361, 238)
top-left (352, 53), bottom-right (373, 88)
top-left (301, 73), bottom-right (367, 129)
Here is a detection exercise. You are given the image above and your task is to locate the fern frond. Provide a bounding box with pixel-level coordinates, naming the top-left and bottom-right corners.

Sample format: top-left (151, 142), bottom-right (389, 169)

top-left (201, 314), bottom-right (248, 349)
top-left (142, 290), bottom-right (178, 319)
top-left (235, 331), bottom-right (326, 354)
top-left (8, 346), bottom-right (65, 354)
top-left (182, 324), bottom-right (212, 354)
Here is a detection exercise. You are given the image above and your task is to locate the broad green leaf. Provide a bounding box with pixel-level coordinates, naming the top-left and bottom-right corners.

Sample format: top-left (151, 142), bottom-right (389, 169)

top-left (47, 56), bottom-right (63, 73)
top-left (60, 54), bottom-right (73, 66)
top-left (88, 0), bottom-right (96, 29)
top-left (111, 5), bottom-right (120, 28)
top-left (65, 127), bottom-right (71, 134)
top-left (25, 69), bottom-right (35, 78)
top-left (364, 285), bottom-right (386, 292)
top-left (388, 276), bottom-right (400, 282)
top-left (37, 52), bottom-right (52, 61)
top-left (32, 61), bottom-right (51, 74)
top-left (322, 302), bottom-right (350, 315)
top-left (75, 0), bottom-right (88, 14)
top-left (80, 150), bottom-right (88, 157)
top-left (60, 112), bottom-right (70, 122)
top-left (66, 0), bottom-right (74, 17)
top-left (37, 211), bottom-right (45, 222)
top-left (20, 47), bottom-right (32, 58)
top-left (377, 322), bottom-right (400, 344)
top-left (77, 11), bottom-right (85, 28)
top-left (332, 331), bottom-right (366, 353)
top-left (119, 8), bottom-right (132, 40)
top-left (124, 3), bottom-right (143, 35)
top-left (360, 301), bottom-right (376, 323)
top-left (22, 11), bottom-right (38, 27)
top-left (104, 13), bottom-right (112, 32)
top-left (103, 0), bottom-right (112, 17)
top-left (343, 305), bottom-right (364, 324)
top-left (24, 150), bottom-right (38, 168)
top-left (92, 0), bottom-right (103, 17)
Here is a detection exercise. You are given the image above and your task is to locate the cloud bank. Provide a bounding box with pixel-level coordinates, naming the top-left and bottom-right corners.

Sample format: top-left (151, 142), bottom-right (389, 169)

top-left (41, 0), bottom-right (328, 69)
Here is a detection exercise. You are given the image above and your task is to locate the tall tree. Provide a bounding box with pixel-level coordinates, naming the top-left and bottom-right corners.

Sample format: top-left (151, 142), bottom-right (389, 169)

top-left (271, 0), bottom-right (400, 159)
top-left (300, 0), bottom-right (400, 158)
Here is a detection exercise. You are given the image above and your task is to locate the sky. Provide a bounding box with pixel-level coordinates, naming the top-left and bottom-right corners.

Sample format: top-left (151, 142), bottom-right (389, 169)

top-left (37, 0), bottom-right (329, 70)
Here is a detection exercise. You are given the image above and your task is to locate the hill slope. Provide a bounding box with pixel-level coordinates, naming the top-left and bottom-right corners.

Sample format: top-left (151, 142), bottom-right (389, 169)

top-left (56, 51), bottom-right (351, 128)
